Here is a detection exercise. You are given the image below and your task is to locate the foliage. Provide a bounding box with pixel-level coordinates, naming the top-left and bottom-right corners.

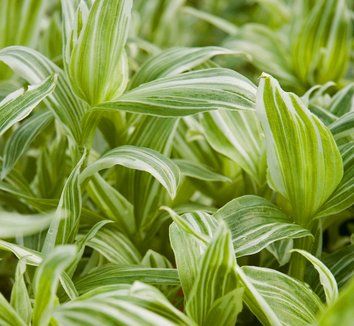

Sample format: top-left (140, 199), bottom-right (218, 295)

top-left (0, 0), bottom-right (353, 325)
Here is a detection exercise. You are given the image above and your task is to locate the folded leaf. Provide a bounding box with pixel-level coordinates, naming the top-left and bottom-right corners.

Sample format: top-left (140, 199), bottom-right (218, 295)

top-left (256, 73), bottom-right (343, 225)
top-left (67, 0), bottom-right (132, 104)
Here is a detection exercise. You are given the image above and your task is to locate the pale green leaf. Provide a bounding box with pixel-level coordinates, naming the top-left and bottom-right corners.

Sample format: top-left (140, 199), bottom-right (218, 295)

top-left (291, 249), bottom-right (338, 304)
top-left (256, 73), bottom-right (343, 224)
top-left (215, 196), bottom-right (312, 257)
top-left (0, 74), bottom-right (56, 136)
top-left (32, 245), bottom-right (76, 326)
top-left (1, 111), bottom-right (53, 178)
top-left (68, 0), bottom-right (132, 104)
top-left (80, 145), bottom-right (181, 198)
top-left (93, 68), bottom-right (256, 117)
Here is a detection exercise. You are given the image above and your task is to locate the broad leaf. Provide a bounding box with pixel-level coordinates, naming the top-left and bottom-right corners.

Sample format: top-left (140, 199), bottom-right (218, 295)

top-left (215, 196), bottom-right (312, 257)
top-left (256, 73), bottom-right (343, 225)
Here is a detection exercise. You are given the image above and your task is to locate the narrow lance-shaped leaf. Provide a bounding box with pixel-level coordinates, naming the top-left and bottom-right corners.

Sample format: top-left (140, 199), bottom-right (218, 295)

top-left (92, 68), bottom-right (256, 117)
top-left (291, 249), bottom-right (338, 304)
top-left (256, 73), bottom-right (343, 225)
top-left (130, 46), bottom-right (239, 88)
top-left (32, 245), bottom-right (76, 326)
top-left (1, 111), bottom-right (53, 179)
top-left (10, 261), bottom-right (32, 325)
top-left (0, 74), bottom-right (56, 136)
top-left (67, 0), bottom-right (132, 104)
top-left (0, 46), bottom-right (86, 143)
top-left (215, 196), bottom-right (312, 257)
top-left (0, 211), bottom-right (55, 238)
top-left (80, 145), bottom-right (181, 198)
top-left (0, 293), bottom-right (25, 326)
top-left (42, 153), bottom-right (86, 255)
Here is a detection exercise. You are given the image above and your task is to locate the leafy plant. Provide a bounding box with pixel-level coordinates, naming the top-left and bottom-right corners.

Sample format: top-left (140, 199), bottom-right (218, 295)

top-left (0, 0), bottom-right (353, 325)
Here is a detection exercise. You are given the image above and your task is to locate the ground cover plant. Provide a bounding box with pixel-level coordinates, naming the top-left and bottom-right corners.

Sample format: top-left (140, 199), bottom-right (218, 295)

top-left (0, 0), bottom-right (353, 325)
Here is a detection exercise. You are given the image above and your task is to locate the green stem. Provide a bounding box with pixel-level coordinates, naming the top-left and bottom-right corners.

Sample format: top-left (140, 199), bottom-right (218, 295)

top-left (288, 236), bottom-right (312, 281)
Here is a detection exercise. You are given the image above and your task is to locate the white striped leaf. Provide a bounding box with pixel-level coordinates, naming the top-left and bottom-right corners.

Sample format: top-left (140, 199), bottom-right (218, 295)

top-left (80, 145), bottom-right (181, 199)
top-left (173, 159), bottom-right (231, 182)
top-left (329, 83), bottom-right (354, 116)
top-left (291, 249), bottom-right (338, 304)
top-left (169, 211), bottom-right (218, 298)
top-left (0, 46), bottom-right (86, 143)
top-left (54, 282), bottom-right (193, 326)
top-left (93, 68), bottom-right (256, 117)
top-left (186, 224), bottom-right (242, 326)
top-left (291, 0), bottom-right (352, 85)
top-left (237, 265), bottom-right (323, 326)
top-left (43, 153), bottom-right (85, 254)
top-left (201, 109), bottom-right (266, 185)
top-left (1, 111), bottom-right (53, 178)
top-left (86, 226), bottom-right (141, 265)
top-left (330, 112), bottom-right (354, 142)
top-left (75, 265), bottom-right (180, 294)
top-left (86, 174), bottom-right (135, 234)
top-left (215, 196), bottom-right (312, 257)
top-left (316, 141), bottom-right (353, 219)
top-left (130, 46), bottom-right (237, 88)
top-left (32, 245), bottom-right (76, 326)
top-left (0, 75), bottom-right (56, 136)
top-left (67, 0), bottom-right (132, 105)
top-left (256, 73), bottom-right (343, 225)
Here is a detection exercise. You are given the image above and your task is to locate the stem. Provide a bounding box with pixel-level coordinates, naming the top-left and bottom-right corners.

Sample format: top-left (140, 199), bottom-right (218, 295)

top-left (288, 237), bottom-right (312, 280)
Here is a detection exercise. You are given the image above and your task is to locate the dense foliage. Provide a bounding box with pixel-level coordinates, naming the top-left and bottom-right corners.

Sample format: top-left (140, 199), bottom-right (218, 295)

top-left (0, 0), bottom-right (353, 325)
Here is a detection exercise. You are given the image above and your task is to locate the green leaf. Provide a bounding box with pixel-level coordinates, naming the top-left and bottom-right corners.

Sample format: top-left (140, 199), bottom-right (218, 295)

top-left (174, 159), bottom-right (231, 182)
top-left (201, 109), bottom-right (266, 185)
top-left (86, 174), bottom-right (135, 234)
top-left (186, 224), bottom-right (242, 326)
top-left (75, 265), bottom-right (180, 294)
top-left (317, 277), bottom-right (354, 326)
top-left (291, 249), bottom-right (338, 304)
top-left (43, 153), bottom-right (85, 254)
top-left (0, 46), bottom-right (86, 143)
top-left (237, 265), bottom-right (323, 326)
top-left (170, 211), bottom-right (218, 297)
top-left (80, 145), bottom-right (181, 198)
top-left (32, 245), bottom-right (76, 326)
top-left (316, 141), bottom-right (353, 219)
top-left (329, 83), bottom-right (354, 116)
top-left (256, 73), bottom-right (343, 225)
top-left (86, 226), bottom-right (141, 265)
top-left (93, 68), bottom-right (256, 117)
top-left (10, 261), bottom-right (31, 324)
top-left (54, 282), bottom-right (193, 326)
top-left (1, 111), bottom-right (53, 178)
top-left (0, 293), bottom-right (25, 326)
top-left (0, 211), bottom-right (55, 238)
top-left (0, 74), bottom-right (56, 136)
top-left (130, 46), bottom-right (237, 88)
top-left (67, 0), bottom-right (132, 105)
top-left (215, 196), bottom-right (312, 257)
top-left (291, 0), bottom-right (352, 85)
